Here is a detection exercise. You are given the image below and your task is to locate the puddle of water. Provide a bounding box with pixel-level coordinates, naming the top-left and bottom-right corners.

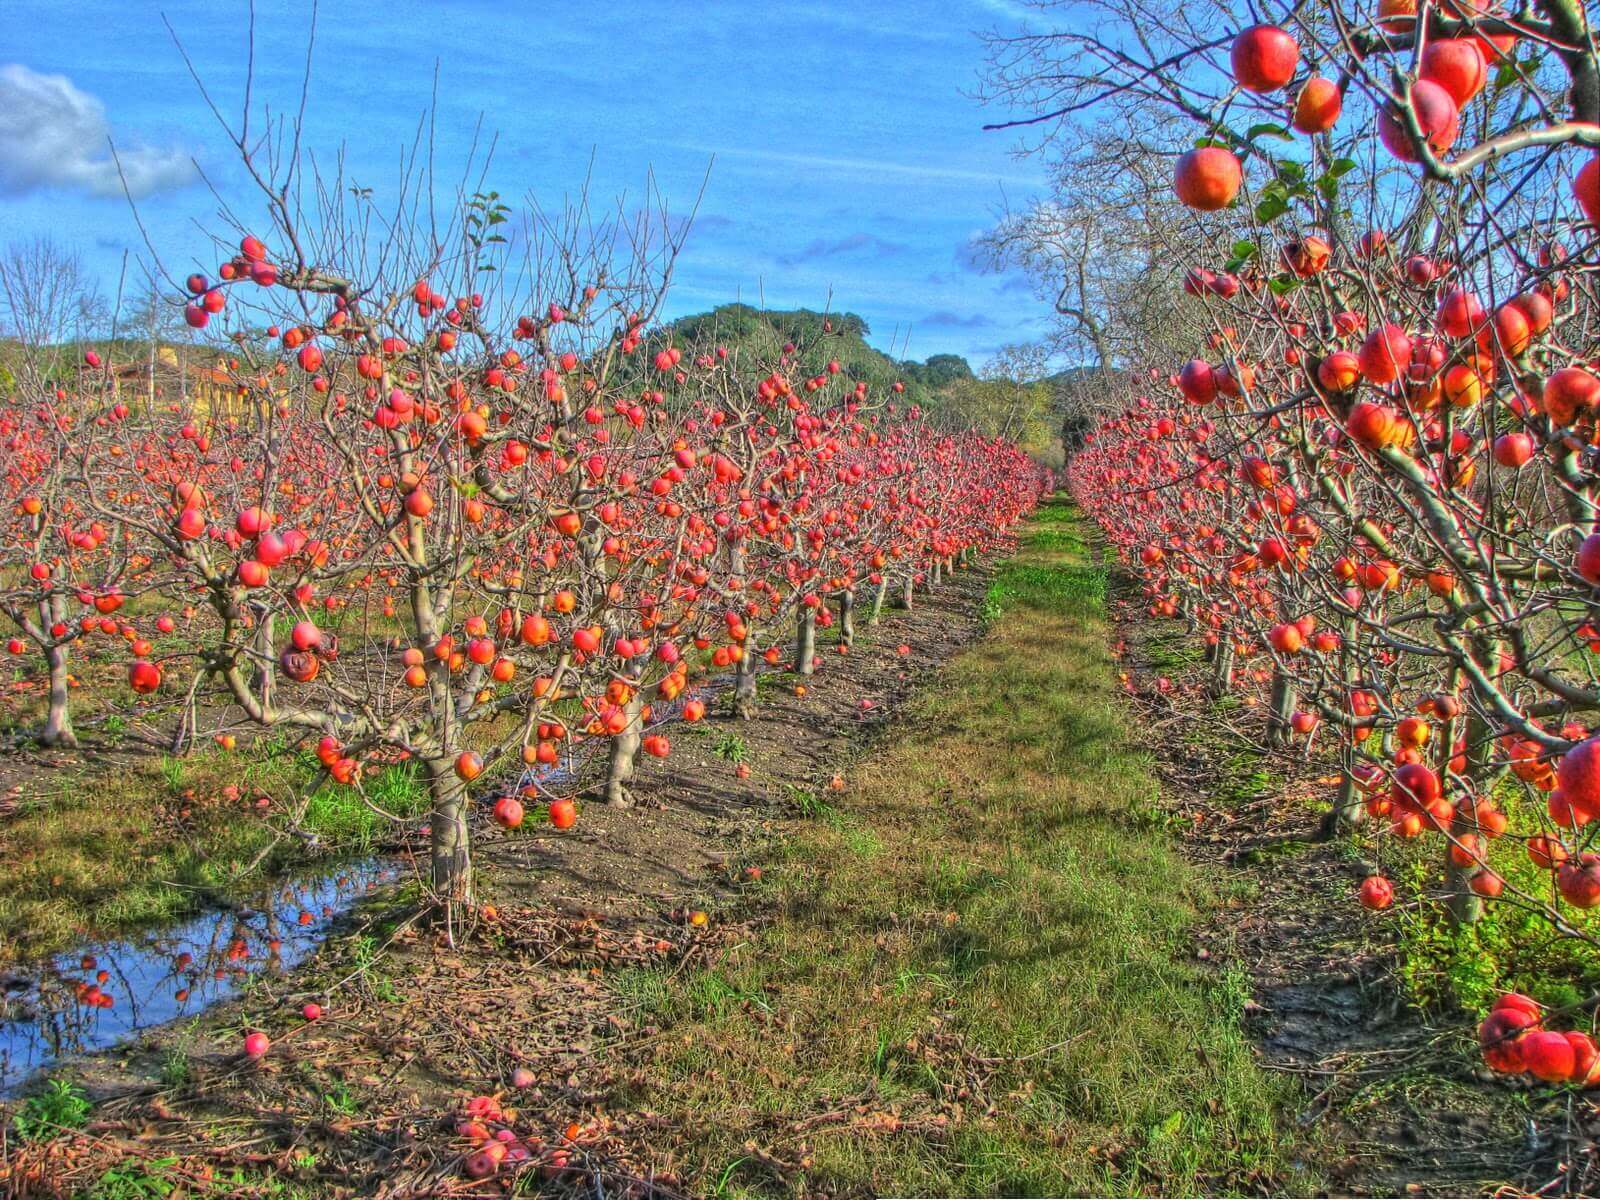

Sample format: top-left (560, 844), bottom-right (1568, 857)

top-left (0, 674), bottom-right (740, 1095)
top-left (0, 858), bottom-right (402, 1095)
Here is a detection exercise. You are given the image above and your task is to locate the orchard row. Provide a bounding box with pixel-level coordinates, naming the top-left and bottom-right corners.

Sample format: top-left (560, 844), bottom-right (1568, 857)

top-left (1066, 0), bottom-right (1600, 1080)
top-left (2, 211), bottom-right (1045, 905)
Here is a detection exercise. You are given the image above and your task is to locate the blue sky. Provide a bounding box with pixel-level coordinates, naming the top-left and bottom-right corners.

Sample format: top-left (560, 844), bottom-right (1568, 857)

top-left (0, 0), bottom-right (1053, 367)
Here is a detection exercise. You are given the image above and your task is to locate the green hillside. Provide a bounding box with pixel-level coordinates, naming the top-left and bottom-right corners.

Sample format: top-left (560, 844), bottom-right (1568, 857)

top-left (653, 303), bottom-right (973, 412)
top-left (2, 305), bottom-right (1066, 464)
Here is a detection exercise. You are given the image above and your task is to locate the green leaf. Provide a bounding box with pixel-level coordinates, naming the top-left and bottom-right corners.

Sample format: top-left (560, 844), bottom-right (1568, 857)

top-left (1247, 122), bottom-right (1293, 142)
top-left (1255, 195), bottom-right (1291, 223)
top-left (1317, 175), bottom-right (1340, 200)
top-left (1268, 276), bottom-right (1301, 295)
top-left (1276, 160), bottom-right (1306, 184)
top-left (1493, 55), bottom-right (1538, 90)
top-left (1327, 157), bottom-right (1357, 178)
top-left (1230, 240), bottom-right (1259, 261)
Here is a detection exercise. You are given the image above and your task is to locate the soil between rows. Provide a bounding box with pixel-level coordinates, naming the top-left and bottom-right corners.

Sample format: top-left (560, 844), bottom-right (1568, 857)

top-left (0, 562), bottom-right (996, 1197)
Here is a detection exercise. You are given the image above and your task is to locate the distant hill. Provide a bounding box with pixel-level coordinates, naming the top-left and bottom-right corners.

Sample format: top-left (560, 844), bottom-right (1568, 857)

top-left (652, 304), bottom-right (972, 412)
top-left (1046, 365), bottom-right (1124, 453)
top-left (6, 306), bottom-right (1064, 454)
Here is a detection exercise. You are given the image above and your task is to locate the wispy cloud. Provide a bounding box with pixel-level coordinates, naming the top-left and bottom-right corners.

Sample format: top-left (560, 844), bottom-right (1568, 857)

top-left (969, 0), bottom-right (1040, 23)
top-left (0, 63), bottom-right (196, 199)
top-left (777, 232), bottom-right (909, 268)
top-left (920, 310), bottom-right (997, 329)
top-left (675, 143), bottom-right (1039, 189)
top-left (798, 1), bottom-right (960, 43)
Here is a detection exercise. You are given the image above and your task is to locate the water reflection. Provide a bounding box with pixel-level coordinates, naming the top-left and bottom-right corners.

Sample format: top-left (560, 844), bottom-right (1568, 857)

top-left (0, 676), bottom-right (730, 1095)
top-left (0, 860), bottom-right (398, 1095)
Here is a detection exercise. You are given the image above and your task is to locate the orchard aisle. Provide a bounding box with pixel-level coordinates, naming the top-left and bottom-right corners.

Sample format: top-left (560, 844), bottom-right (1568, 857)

top-left (603, 496), bottom-right (1315, 1196)
top-left (1, 498), bottom-right (1319, 1197)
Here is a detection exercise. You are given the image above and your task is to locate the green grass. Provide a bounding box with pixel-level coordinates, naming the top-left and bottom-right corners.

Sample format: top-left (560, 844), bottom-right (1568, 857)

top-left (711, 732), bottom-right (750, 763)
top-left (0, 742), bottom-right (428, 963)
top-left (301, 762), bottom-right (428, 850)
top-left (611, 496), bottom-right (1314, 1196)
top-left (1146, 627), bottom-right (1206, 674)
top-left (1393, 789), bottom-right (1600, 1015)
top-left (13, 1078), bottom-right (92, 1142)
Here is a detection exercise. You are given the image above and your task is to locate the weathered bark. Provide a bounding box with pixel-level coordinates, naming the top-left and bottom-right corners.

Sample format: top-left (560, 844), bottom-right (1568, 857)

top-left (869, 576), bottom-right (889, 626)
top-left (1322, 623), bottom-right (1364, 836)
top-left (1265, 667), bottom-right (1296, 748)
top-left (728, 541), bottom-right (758, 718)
top-left (931, 558), bottom-right (943, 588)
top-left (1540, 0), bottom-right (1597, 126)
top-left (732, 649), bottom-right (759, 719)
top-left (900, 575), bottom-right (915, 611)
top-left (39, 639), bottom-right (76, 748)
top-left (1321, 769), bottom-right (1366, 838)
top-left (838, 589), bottom-right (855, 648)
top-left (251, 607), bottom-right (275, 715)
top-left (1207, 641), bottom-right (1235, 700)
top-left (1443, 698), bottom-right (1487, 927)
top-left (603, 689), bottom-right (646, 806)
top-left (795, 607), bottom-right (817, 676)
top-left (426, 755), bottom-right (472, 903)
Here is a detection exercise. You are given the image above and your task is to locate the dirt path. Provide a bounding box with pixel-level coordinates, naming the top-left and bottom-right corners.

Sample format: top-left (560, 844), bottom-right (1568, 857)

top-left (476, 567), bottom-right (990, 928)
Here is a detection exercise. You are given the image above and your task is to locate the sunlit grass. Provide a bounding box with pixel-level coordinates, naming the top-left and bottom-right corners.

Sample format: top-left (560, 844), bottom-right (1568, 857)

top-left (610, 495), bottom-right (1315, 1196)
top-left (0, 740), bottom-right (426, 962)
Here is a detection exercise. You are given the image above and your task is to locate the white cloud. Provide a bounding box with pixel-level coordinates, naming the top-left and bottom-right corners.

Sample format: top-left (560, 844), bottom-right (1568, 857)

top-left (672, 142), bottom-right (1041, 190)
top-left (0, 63), bottom-right (196, 199)
top-left (970, 0), bottom-right (1039, 22)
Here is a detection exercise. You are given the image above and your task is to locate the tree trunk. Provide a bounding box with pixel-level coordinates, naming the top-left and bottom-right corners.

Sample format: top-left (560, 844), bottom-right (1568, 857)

top-left (931, 558), bottom-right (942, 589)
top-left (795, 607), bottom-right (817, 676)
top-left (603, 689), bottom-right (646, 807)
top-left (426, 755), bottom-right (472, 904)
top-left (251, 607), bottom-right (275, 715)
top-left (1322, 625), bottom-right (1364, 835)
top-left (869, 576), bottom-right (889, 626)
top-left (39, 639), bottom-right (76, 748)
top-left (1265, 667), bottom-right (1296, 748)
top-left (1207, 641), bottom-right (1235, 700)
top-left (900, 575), bottom-right (915, 611)
top-left (1321, 768), bottom-right (1366, 838)
top-left (838, 589), bottom-right (855, 648)
top-left (731, 640), bottom-right (759, 719)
